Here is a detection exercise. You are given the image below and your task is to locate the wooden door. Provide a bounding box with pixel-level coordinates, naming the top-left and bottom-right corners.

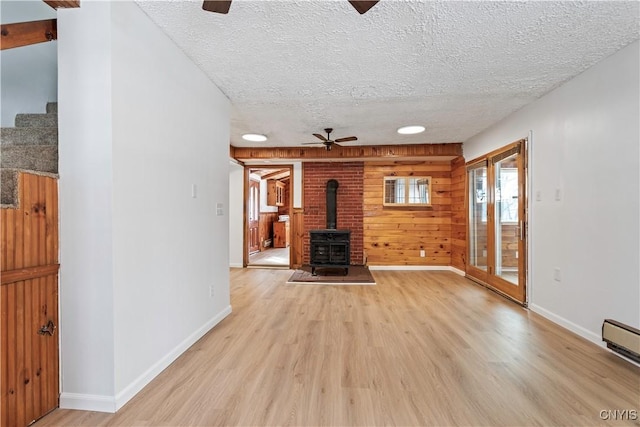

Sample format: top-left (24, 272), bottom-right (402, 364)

top-left (466, 140), bottom-right (527, 304)
top-left (248, 179), bottom-right (260, 254)
top-left (1, 172), bottom-right (59, 427)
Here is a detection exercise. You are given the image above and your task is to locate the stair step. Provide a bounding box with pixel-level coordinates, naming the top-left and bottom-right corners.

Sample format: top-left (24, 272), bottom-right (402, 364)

top-left (0, 145), bottom-right (58, 174)
top-left (46, 102), bottom-right (58, 115)
top-left (1, 127), bottom-right (58, 145)
top-left (15, 113), bottom-right (57, 128)
top-left (1, 169), bottom-right (18, 206)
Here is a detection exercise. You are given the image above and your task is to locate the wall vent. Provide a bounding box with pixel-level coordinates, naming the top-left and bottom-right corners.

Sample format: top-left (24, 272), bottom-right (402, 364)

top-left (602, 319), bottom-right (640, 363)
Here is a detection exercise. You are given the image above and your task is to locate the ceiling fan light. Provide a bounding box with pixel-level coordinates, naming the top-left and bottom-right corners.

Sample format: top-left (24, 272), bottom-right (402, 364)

top-left (397, 125), bottom-right (425, 135)
top-left (242, 133), bottom-right (267, 142)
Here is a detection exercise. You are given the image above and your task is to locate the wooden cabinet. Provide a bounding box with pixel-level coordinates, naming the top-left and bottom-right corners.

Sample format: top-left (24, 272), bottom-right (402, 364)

top-left (273, 221), bottom-right (290, 248)
top-left (267, 180), bottom-right (285, 207)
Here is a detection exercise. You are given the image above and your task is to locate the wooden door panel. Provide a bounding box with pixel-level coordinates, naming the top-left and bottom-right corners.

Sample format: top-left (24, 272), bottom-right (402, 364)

top-left (248, 180), bottom-right (260, 254)
top-left (1, 276), bottom-right (58, 427)
top-left (1, 172), bottom-right (59, 427)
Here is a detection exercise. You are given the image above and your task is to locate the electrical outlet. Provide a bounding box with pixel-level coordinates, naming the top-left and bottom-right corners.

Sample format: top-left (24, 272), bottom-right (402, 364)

top-left (209, 285), bottom-right (215, 297)
top-left (553, 268), bottom-right (561, 282)
top-left (420, 249), bottom-right (425, 257)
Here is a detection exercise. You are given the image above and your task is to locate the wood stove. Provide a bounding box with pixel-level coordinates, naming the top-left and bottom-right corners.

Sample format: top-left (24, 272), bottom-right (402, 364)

top-left (309, 229), bottom-right (350, 275)
top-left (308, 179), bottom-right (351, 275)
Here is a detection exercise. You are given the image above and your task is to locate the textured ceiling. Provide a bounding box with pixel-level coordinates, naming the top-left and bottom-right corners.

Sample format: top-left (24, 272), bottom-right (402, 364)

top-left (135, 0), bottom-right (639, 148)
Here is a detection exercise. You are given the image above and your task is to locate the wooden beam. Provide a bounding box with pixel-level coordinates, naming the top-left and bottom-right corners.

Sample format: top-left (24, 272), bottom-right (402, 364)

top-left (232, 143), bottom-right (463, 163)
top-left (1, 264), bottom-right (59, 286)
top-left (43, 1), bottom-right (80, 9)
top-left (0, 19), bottom-right (57, 50)
top-left (261, 169), bottom-right (290, 180)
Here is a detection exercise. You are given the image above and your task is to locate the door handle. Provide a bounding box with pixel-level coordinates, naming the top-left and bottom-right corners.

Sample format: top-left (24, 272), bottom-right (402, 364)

top-left (38, 320), bottom-right (56, 336)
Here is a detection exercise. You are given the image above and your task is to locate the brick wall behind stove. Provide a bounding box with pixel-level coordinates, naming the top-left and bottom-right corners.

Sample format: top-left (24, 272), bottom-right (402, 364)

top-left (303, 162), bottom-right (364, 265)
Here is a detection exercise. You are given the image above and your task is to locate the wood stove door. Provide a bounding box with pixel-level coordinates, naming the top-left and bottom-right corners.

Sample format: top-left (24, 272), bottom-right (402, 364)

top-left (248, 179), bottom-right (260, 254)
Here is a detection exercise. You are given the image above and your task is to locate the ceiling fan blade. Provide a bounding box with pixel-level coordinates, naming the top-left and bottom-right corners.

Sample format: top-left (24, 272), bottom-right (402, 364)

top-left (202, 0), bottom-right (232, 14)
top-left (335, 136), bottom-right (358, 143)
top-left (348, 0), bottom-right (379, 14)
top-left (313, 133), bottom-right (328, 142)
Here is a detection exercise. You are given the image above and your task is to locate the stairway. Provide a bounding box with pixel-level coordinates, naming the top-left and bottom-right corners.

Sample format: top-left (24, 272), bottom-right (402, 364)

top-left (0, 102), bottom-right (58, 206)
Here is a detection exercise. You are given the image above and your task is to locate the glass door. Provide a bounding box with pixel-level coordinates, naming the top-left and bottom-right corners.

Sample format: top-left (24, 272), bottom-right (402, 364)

top-left (467, 162), bottom-right (488, 282)
top-left (494, 153), bottom-right (520, 285)
top-left (467, 141), bottom-right (527, 304)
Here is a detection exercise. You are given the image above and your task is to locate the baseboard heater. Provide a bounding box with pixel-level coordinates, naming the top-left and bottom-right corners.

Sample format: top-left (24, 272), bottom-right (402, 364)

top-left (602, 319), bottom-right (640, 363)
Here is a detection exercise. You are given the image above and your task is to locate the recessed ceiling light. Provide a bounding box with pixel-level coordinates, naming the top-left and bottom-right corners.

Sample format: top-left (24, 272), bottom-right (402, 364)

top-left (242, 133), bottom-right (267, 142)
top-left (397, 125), bottom-right (425, 135)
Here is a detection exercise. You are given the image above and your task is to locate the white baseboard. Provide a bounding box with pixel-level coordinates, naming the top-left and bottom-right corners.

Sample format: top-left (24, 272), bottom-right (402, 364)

top-left (114, 305), bottom-right (232, 411)
top-left (449, 266), bottom-right (466, 276)
top-left (59, 392), bottom-right (117, 413)
top-left (229, 263), bottom-right (243, 268)
top-left (529, 303), bottom-right (602, 345)
top-left (369, 265), bottom-right (465, 276)
top-left (60, 305), bottom-right (232, 413)
top-left (529, 304), bottom-right (640, 367)
top-left (369, 265), bottom-right (449, 271)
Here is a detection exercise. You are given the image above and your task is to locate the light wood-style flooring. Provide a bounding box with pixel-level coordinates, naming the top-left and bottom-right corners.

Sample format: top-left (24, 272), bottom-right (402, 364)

top-left (249, 247), bottom-right (289, 267)
top-left (36, 269), bottom-right (639, 426)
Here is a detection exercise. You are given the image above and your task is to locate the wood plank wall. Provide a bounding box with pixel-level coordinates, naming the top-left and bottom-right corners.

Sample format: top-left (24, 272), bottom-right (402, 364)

top-left (363, 162), bottom-right (453, 266)
top-left (291, 208), bottom-right (304, 268)
top-left (258, 212), bottom-right (278, 250)
top-left (1, 172), bottom-right (59, 427)
top-left (450, 157), bottom-right (466, 270)
top-left (279, 180), bottom-right (290, 216)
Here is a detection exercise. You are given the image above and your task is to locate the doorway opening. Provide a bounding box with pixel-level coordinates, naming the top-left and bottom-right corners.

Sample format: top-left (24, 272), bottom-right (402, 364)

top-left (245, 166), bottom-right (292, 268)
top-left (466, 139), bottom-right (528, 304)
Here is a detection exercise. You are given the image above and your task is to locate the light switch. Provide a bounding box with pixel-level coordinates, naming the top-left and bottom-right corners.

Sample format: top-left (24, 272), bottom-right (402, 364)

top-left (191, 184), bottom-right (197, 199)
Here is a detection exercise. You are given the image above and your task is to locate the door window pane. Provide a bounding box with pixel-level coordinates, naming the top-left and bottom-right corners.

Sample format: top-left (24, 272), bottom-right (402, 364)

top-left (494, 156), bottom-right (519, 284)
top-left (468, 167), bottom-right (487, 271)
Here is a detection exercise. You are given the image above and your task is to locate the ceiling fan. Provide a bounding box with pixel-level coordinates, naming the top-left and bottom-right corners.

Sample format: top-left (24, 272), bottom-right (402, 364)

top-left (202, 0), bottom-right (379, 15)
top-left (303, 128), bottom-right (358, 151)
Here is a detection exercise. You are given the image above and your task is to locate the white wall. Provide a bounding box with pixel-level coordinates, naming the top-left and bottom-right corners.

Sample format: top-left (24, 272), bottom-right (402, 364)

top-left (0, 1), bottom-right (57, 126)
top-left (58, 1), bottom-right (231, 412)
top-left (229, 161), bottom-right (244, 267)
top-left (293, 161), bottom-right (302, 208)
top-left (464, 40), bottom-right (640, 343)
top-left (57, 2), bottom-right (115, 404)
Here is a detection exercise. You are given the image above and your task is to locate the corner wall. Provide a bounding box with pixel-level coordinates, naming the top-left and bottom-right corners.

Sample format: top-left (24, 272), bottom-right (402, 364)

top-left (450, 157), bottom-right (466, 271)
top-left (229, 161), bottom-right (244, 267)
top-left (58, 1), bottom-right (231, 412)
top-left (464, 40), bottom-right (640, 341)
